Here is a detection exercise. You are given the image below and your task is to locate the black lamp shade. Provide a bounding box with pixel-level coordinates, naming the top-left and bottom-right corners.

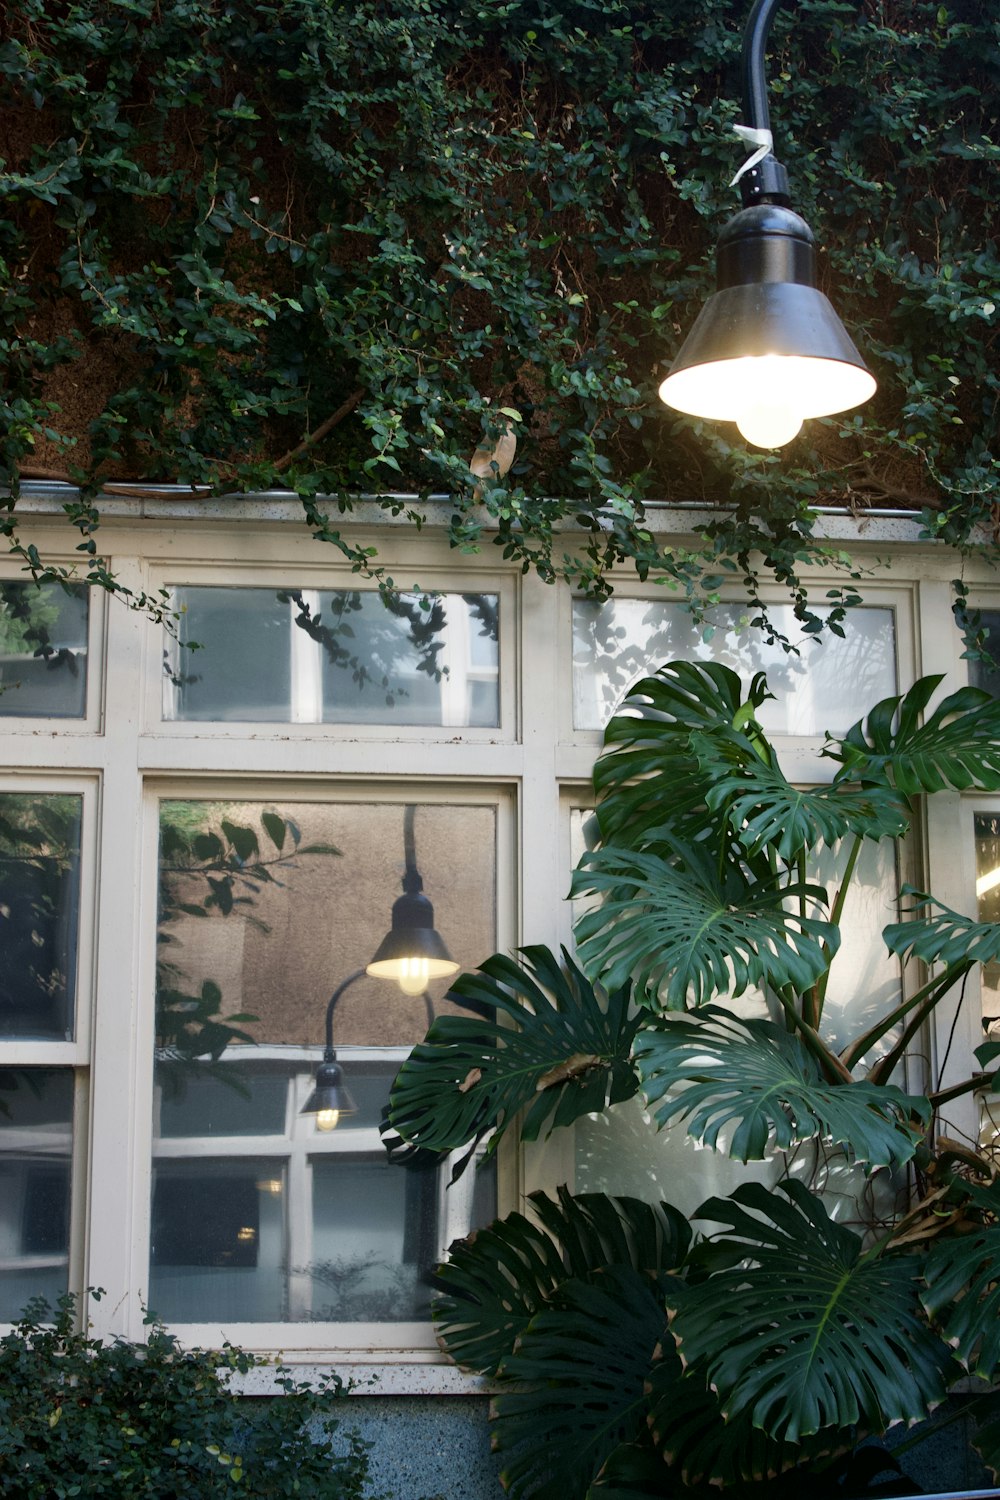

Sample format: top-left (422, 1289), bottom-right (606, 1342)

top-left (301, 1057), bottom-right (357, 1120)
top-left (659, 204), bottom-right (876, 443)
top-left (365, 890), bottom-right (460, 988)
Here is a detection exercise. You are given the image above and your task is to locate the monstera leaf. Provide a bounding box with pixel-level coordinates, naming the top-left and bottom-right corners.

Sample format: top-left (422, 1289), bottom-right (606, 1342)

top-left (591, 660), bottom-right (773, 849)
top-left (634, 1008), bottom-right (929, 1169)
top-left (586, 1441), bottom-right (671, 1497)
top-left (385, 947), bottom-right (640, 1170)
top-left (922, 1175), bottom-right (1000, 1378)
top-left (491, 1266), bottom-right (671, 1500)
top-left (644, 1341), bottom-right (846, 1488)
top-left (827, 676), bottom-right (1000, 797)
top-left (670, 1181), bottom-right (955, 1445)
top-left (692, 730), bottom-right (909, 861)
top-left (435, 1188), bottom-right (691, 1377)
top-left (884, 889), bottom-right (1000, 969)
top-left (572, 840), bottom-right (837, 1008)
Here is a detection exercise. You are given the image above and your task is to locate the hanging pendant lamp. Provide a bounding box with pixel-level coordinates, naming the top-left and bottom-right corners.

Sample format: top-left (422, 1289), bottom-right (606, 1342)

top-left (365, 805), bottom-right (459, 996)
top-left (658, 0), bottom-right (876, 448)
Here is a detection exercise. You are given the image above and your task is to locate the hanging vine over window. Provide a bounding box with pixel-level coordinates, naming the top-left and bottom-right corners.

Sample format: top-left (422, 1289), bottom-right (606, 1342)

top-left (0, 0), bottom-right (995, 631)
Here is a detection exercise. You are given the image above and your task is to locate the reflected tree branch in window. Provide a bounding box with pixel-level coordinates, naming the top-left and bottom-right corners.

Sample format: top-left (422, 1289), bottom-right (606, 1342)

top-left (0, 582), bottom-right (85, 685)
top-left (0, 795), bottom-right (81, 1037)
top-left (155, 808), bottom-right (340, 1079)
top-left (466, 593), bottom-right (499, 644)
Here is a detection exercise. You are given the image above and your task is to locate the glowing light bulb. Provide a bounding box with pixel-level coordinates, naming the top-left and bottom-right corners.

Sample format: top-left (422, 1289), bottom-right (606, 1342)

top-left (397, 957), bottom-right (431, 996)
top-left (316, 1108), bottom-right (340, 1132)
top-left (736, 403), bottom-right (803, 449)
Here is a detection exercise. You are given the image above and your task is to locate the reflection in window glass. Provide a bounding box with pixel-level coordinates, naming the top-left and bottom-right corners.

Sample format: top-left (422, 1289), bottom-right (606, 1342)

top-left (0, 1069), bottom-right (73, 1320)
top-left (150, 798), bottom-right (496, 1324)
top-left (572, 600), bottom-right (896, 735)
top-left (976, 814), bottom-right (1000, 1152)
top-left (569, 810), bottom-right (901, 1216)
top-left (976, 813), bottom-right (1000, 1032)
top-left (968, 611), bottom-right (1000, 699)
top-left (0, 582), bottom-right (88, 718)
top-left (0, 794), bottom-right (81, 1040)
top-left (165, 587), bottom-right (499, 727)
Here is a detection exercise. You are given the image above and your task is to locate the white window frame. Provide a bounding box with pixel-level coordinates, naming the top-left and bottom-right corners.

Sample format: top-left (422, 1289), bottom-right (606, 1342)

top-left (114, 776), bottom-right (515, 1361)
top-left (148, 561), bottom-right (515, 745)
top-left (0, 565), bottom-right (106, 736)
top-left (5, 499), bottom-right (1000, 1388)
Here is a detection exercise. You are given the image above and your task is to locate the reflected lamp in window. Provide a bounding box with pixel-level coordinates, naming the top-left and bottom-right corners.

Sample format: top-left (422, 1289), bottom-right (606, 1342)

top-left (572, 599), bottom-right (896, 735)
top-left (164, 587), bottom-right (499, 727)
top-left (0, 582), bottom-right (88, 718)
top-left (0, 793), bottom-right (82, 1041)
top-left (150, 798), bottom-right (496, 1326)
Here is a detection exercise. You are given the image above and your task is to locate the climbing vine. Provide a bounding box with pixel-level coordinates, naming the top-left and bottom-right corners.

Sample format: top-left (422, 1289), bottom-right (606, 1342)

top-left (0, 0), bottom-right (996, 627)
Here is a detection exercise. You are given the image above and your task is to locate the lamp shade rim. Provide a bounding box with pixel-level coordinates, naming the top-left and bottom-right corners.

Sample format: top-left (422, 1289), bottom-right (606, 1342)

top-left (301, 1081), bottom-right (358, 1117)
top-left (366, 924), bottom-right (457, 970)
top-left (659, 352), bottom-right (877, 423)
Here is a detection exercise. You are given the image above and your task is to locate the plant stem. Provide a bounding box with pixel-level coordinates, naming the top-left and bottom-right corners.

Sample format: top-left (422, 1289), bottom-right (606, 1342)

top-left (775, 992), bottom-right (853, 1083)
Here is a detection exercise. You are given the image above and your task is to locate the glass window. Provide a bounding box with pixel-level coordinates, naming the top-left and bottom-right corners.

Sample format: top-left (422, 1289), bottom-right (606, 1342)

top-left (974, 813), bottom-right (1000, 1151)
top-left (150, 798), bottom-right (496, 1325)
top-left (0, 1069), bottom-right (74, 1320)
top-left (569, 809), bottom-right (901, 1216)
top-left (967, 611), bottom-right (1000, 698)
top-left (164, 587), bottom-right (500, 728)
top-left (0, 582), bottom-right (88, 718)
top-left (975, 813), bottom-right (1000, 1029)
top-left (572, 600), bottom-right (896, 735)
top-left (0, 793), bottom-right (82, 1041)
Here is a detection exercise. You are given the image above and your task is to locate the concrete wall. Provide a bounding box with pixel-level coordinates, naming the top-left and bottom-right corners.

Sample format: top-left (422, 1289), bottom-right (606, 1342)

top-left (342, 1396), bottom-right (504, 1500)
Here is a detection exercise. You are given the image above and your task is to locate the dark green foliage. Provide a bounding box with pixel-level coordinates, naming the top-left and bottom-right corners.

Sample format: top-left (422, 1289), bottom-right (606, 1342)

top-left (0, 0), bottom-right (995, 623)
top-left (385, 947), bottom-right (641, 1170)
top-left (0, 1293), bottom-right (371, 1498)
top-left (390, 658), bottom-right (1000, 1493)
top-left (572, 840), bottom-right (838, 1006)
top-left (922, 1175), bottom-right (1000, 1379)
top-left (672, 1182), bottom-right (957, 1443)
top-left (826, 679), bottom-right (1000, 796)
top-left (490, 1267), bottom-right (670, 1500)
top-left (635, 1006), bottom-right (929, 1167)
top-left (695, 736), bottom-right (910, 859)
top-left (435, 1187), bottom-right (690, 1375)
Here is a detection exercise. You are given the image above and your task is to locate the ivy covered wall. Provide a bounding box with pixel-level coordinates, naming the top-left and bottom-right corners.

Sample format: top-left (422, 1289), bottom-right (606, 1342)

top-left (0, 0), bottom-right (996, 619)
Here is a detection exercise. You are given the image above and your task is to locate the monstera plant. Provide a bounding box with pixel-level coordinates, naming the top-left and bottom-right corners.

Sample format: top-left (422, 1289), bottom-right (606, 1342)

top-left (384, 660), bottom-right (1000, 1499)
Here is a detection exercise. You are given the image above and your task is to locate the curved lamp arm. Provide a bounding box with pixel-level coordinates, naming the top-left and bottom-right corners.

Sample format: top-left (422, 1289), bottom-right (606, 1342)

top-left (322, 967), bottom-right (367, 1057)
top-left (741, 0), bottom-right (784, 133)
top-left (737, 0), bottom-right (791, 205)
top-left (321, 964), bottom-right (436, 1055)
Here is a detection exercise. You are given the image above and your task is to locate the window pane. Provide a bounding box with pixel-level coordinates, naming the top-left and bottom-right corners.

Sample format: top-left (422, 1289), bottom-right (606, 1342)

top-left (572, 600), bottom-right (896, 735)
top-left (976, 813), bottom-right (1000, 1031)
top-left (150, 1159), bottom-right (287, 1323)
top-left (0, 794), bottom-right (82, 1040)
top-left (151, 799), bottom-right (496, 1324)
top-left (0, 1069), bottom-right (73, 1320)
top-left (165, 587), bottom-right (499, 727)
top-left (975, 814), bottom-right (1000, 1151)
top-left (304, 1154), bottom-right (437, 1322)
top-left (968, 611), bottom-right (1000, 698)
top-left (570, 811), bottom-right (901, 1213)
top-left (157, 1062), bottom-right (290, 1139)
top-left (0, 582), bottom-right (88, 719)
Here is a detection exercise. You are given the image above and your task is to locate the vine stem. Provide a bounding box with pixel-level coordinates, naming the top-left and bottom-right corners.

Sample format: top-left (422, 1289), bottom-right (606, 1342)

top-left (272, 390), bottom-right (365, 473)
